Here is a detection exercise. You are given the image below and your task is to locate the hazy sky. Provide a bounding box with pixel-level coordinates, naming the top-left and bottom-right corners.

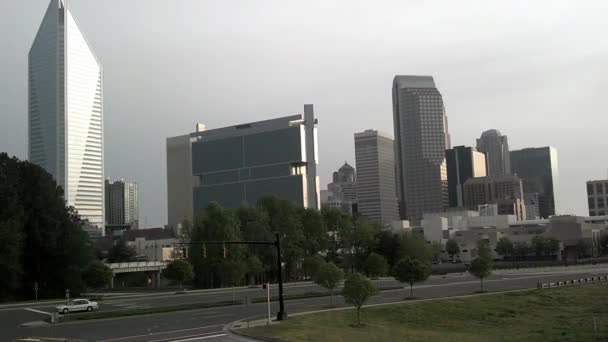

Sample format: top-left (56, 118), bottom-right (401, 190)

top-left (2, 0), bottom-right (607, 227)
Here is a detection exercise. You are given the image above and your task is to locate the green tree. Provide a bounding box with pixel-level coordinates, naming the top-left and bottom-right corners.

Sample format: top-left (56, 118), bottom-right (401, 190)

top-left (476, 240), bottom-right (492, 260)
top-left (445, 239), bottom-right (460, 262)
top-left (164, 259), bottom-right (194, 289)
top-left (393, 257), bottom-right (431, 298)
top-left (575, 239), bottom-right (588, 258)
top-left (313, 262), bottom-right (344, 305)
top-left (531, 236), bottom-right (546, 257)
top-left (245, 255), bottom-right (264, 285)
top-left (301, 209), bottom-right (328, 255)
top-left (321, 208), bottom-right (353, 264)
top-left (468, 257), bottom-right (493, 292)
top-left (364, 252), bottom-right (387, 278)
top-left (399, 233), bottom-right (432, 263)
top-left (189, 202), bottom-right (243, 288)
top-left (342, 273), bottom-right (378, 326)
top-left (302, 255), bottom-right (325, 279)
top-left (0, 153), bottom-right (93, 299)
top-left (83, 260), bottom-right (112, 289)
top-left (543, 238), bottom-right (560, 257)
top-left (513, 242), bottom-right (530, 260)
top-left (218, 260), bottom-right (246, 302)
top-left (430, 241), bottom-right (443, 263)
top-left (495, 237), bottom-right (514, 259)
top-left (107, 240), bottom-right (137, 263)
top-left (373, 230), bottom-right (402, 269)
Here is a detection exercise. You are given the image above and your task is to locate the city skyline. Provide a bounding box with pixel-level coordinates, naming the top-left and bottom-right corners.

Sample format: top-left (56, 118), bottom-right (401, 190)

top-left (2, 0), bottom-right (607, 226)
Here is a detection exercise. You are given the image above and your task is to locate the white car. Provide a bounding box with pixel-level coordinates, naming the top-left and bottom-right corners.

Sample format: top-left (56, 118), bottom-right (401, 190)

top-left (55, 299), bottom-right (99, 314)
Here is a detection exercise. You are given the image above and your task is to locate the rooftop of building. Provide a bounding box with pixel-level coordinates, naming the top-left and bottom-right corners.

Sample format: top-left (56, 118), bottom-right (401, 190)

top-left (354, 129), bottom-right (393, 140)
top-left (123, 228), bottom-right (175, 241)
top-left (393, 75), bottom-right (436, 89)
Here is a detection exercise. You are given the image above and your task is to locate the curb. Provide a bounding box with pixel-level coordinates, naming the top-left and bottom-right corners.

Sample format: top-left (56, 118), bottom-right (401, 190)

top-left (225, 316), bottom-right (283, 342)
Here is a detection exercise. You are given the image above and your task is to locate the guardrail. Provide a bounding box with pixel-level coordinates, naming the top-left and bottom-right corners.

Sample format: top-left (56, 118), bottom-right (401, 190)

top-left (537, 275), bottom-right (608, 289)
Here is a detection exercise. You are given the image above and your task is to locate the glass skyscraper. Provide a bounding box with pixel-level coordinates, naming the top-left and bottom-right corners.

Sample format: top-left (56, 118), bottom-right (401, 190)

top-left (166, 105), bottom-right (319, 228)
top-left (392, 76), bottom-right (450, 223)
top-left (510, 147), bottom-right (559, 218)
top-left (29, 0), bottom-right (104, 231)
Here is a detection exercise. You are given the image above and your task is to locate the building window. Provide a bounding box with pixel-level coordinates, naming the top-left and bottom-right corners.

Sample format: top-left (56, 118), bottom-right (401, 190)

top-left (598, 183), bottom-right (604, 194)
top-left (589, 197), bottom-right (596, 209)
top-left (588, 183), bottom-right (594, 195)
top-left (599, 198), bottom-right (605, 208)
top-left (599, 211), bottom-right (606, 216)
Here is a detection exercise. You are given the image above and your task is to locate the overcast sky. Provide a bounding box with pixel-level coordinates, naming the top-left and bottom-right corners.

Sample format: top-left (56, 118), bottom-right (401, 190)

top-left (2, 0), bottom-right (607, 227)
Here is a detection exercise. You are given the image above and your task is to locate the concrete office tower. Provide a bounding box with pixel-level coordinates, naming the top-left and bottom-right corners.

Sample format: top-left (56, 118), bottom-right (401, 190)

top-left (393, 76), bottom-right (450, 223)
top-left (446, 146), bottom-right (487, 208)
top-left (476, 130), bottom-right (511, 177)
top-left (586, 180), bottom-right (608, 217)
top-left (511, 147), bottom-right (559, 218)
top-left (324, 162), bottom-right (358, 214)
top-left (462, 175), bottom-right (526, 220)
top-left (28, 0), bottom-right (104, 232)
top-left (354, 130), bottom-right (399, 224)
top-left (105, 179), bottom-right (139, 230)
top-left (167, 105), bottom-right (320, 228)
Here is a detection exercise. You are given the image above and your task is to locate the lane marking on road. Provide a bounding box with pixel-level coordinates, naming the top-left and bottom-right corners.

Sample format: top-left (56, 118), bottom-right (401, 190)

top-left (191, 313), bottom-right (234, 319)
top-left (97, 324), bottom-right (224, 342)
top-left (169, 333), bottom-right (226, 342)
top-left (24, 308), bottom-right (53, 316)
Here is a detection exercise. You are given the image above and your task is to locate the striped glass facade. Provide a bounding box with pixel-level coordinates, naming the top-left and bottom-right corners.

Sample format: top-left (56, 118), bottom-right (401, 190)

top-left (29, 0), bottom-right (104, 231)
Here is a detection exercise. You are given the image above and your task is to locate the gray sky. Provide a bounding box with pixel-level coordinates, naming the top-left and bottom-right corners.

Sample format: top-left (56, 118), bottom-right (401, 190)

top-left (2, 0), bottom-right (607, 227)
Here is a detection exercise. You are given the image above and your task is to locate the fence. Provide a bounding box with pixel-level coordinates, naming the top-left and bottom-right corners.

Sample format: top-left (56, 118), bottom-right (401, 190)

top-left (537, 275), bottom-right (608, 289)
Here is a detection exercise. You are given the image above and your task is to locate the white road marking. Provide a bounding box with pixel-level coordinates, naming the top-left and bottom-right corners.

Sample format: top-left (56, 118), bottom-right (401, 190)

top-left (191, 313), bottom-right (234, 319)
top-left (97, 324), bottom-right (223, 342)
top-left (24, 308), bottom-right (53, 316)
top-left (170, 333), bottom-right (226, 342)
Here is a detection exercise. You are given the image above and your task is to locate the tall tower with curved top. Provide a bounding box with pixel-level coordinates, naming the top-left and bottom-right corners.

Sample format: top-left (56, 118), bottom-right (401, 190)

top-left (29, 0), bottom-right (104, 233)
top-left (392, 76), bottom-right (450, 223)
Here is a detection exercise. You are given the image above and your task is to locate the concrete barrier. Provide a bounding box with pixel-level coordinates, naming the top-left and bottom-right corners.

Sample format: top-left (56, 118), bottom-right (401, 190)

top-left (537, 274), bottom-right (608, 290)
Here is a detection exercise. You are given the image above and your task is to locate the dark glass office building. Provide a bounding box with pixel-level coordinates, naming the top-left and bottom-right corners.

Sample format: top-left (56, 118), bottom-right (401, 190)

top-left (166, 105), bottom-right (319, 228)
top-left (510, 147), bottom-right (559, 218)
top-left (445, 146), bottom-right (487, 208)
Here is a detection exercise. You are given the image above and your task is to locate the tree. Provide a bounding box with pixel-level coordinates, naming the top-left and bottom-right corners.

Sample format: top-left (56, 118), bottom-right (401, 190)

top-left (468, 257), bottom-right (493, 292)
top-left (164, 259), bottom-right (193, 289)
top-left (476, 240), bottom-right (492, 260)
top-left (245, 255), bottom-right (264, 285)
top-left (531, 236), bottom-right (546, 257)
top-left (513, 242), bottom-right (530, 260)
top-left (83, 260), bottom-right (112, 289)
top-left (0, 153), bottom-right (94, 300)
top-left (302, 255), bottom-right (325, 279)
top-left (313, 262), bottom-right (344, 305)
top-left (301, 209), bottom-right (328, 256)
top-left (364, 253), bottom-right (387, 278)
top-left (393, 257), bottom-right (431, 298)
top-left (543, 238), bottom-right (560, 257)
top-left (430, 241), bottom-right (443, 263)
top-left (575, 239), bottom-right (588, 258)
top-left (398, 233), bottom-right (432, 264)
top-left (373, 230), bottom-right (402, 269)
top-left (342, 273), bottom-right (378, 326)
top-left (107, 240), bottom-right (137, 263)
top-left (495, 237), bottom-right (514, 259)
top-left (445, 239), bottom-right (460, 261)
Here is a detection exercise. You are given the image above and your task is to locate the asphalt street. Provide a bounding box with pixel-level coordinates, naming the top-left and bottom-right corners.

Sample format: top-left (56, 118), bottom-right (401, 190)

top-left (2, 266), bottom-right (607, 342)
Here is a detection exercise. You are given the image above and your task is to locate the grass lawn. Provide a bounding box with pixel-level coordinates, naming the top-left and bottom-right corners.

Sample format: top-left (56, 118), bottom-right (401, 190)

top-left (244, 284), bottom-right (608, 342)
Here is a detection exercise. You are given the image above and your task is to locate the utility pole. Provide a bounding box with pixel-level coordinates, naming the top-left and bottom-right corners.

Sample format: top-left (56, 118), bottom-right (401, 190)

top-left (179, 234), bottom-right (288, 321)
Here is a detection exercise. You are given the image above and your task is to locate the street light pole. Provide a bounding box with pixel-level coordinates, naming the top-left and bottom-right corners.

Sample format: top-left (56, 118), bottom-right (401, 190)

top-left (274, 232), bottom-right (287, 321)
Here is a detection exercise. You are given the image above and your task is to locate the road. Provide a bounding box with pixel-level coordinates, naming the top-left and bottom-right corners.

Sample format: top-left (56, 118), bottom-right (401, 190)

top-left (2, 266), bottom-right (607, 341)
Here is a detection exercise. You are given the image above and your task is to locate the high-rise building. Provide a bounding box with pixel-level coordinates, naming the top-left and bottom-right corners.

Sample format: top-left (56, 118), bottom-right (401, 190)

top-left (476, 130), bottom-right (511, 177)
top-left (392, 75), bottom-right (450, 222)
top-left (322, 162), bottom-right (358, 214)
top-left (354, 130), bottom-right (399, 224)
top-left (105, 179), bottom-right (139, 232)
top-left (28, 0), bottom-right (104, 232)
top-left (510, 147), bottom-right (559, 218)
top-left (445, 145), bottom-right (487, 208)
top-left (586, 180), bottom-right (608, 217)
top-left (462, 175), bottom-right (526, 220)
top-left (166, 105), bottom-right (319, 228)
